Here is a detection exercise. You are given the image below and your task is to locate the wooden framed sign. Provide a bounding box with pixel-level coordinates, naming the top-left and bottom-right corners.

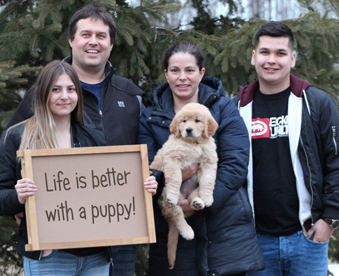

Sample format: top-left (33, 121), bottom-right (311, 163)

top-left (17, 145), bottom-right (156, 251)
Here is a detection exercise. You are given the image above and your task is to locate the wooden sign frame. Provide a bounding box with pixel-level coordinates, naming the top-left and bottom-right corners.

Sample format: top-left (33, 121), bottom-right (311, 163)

top-left (17, 145), bottom-right (156, 251)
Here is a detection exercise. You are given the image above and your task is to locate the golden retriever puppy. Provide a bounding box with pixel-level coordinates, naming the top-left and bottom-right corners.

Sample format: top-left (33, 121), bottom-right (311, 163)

top-left (150, 103), bottom-right (218, 269)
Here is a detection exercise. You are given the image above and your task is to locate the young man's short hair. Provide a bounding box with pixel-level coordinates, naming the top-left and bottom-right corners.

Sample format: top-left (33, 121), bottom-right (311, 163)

top-left (255, 21), bottom-right (294, 50)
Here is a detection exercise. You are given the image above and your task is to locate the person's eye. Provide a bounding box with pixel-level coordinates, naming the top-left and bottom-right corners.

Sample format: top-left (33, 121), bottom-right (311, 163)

top-left (277, 52), bottom-right (286, 56)
top-left (171, 69), bottom-right (178, 73)
top-left (52, 88), bottom-right (60, 92)
top-left (68, 87), bottom-right (76, 92)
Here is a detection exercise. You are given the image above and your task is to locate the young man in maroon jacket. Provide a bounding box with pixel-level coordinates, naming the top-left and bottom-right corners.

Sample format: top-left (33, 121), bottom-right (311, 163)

top-left (235, 21), bottom-right (339, 276)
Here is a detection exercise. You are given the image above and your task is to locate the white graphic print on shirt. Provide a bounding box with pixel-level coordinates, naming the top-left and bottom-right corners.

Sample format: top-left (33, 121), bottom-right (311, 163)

top-left (251, 115), bottom-right (289, 139)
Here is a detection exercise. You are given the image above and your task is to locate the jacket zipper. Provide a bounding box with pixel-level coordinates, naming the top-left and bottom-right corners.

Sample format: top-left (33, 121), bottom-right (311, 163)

top-left (99, 109), bottom-right (106, 140)
top-left (110, 257), bottom-right (114, 268)
top-left (300, 137), bottom-right (314, 226)
top-left (332, 126), bottom-right (337, 155)
top-left (106, 246), bottom-right (114, 268)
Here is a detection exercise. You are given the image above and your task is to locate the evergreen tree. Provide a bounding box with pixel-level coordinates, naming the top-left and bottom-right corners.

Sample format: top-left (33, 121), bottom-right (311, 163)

top-left (0, 216), bottom-right (23, 276)
top-left (0, 0), bottom-right (181, 119)
top-left (199, 12), bottom-right (339, 98)
top-left (0, 61), bottom-right (40, 131)
top-left (2, 0), bottom-right (339, 274)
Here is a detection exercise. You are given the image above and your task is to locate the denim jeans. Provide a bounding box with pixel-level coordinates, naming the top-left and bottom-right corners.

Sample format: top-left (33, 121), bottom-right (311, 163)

top-left (23, 250), bottom-right (109, 275)
top-left (246, 231), bottom-right (328, 276)
top-left (110, 245), bottom-right (136, 276)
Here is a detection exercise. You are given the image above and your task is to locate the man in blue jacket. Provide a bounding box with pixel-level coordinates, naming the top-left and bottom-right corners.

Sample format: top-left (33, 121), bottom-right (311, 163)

top-left (6, 5), bottom-right (151, 276)
top-left (235, 21), bottom-right (339, 276)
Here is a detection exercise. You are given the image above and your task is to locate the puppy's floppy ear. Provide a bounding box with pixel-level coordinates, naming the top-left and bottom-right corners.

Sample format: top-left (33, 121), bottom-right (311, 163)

top-left (204, 112), bottom-right (218, 138)
top-left (170, 116), bottom-right (181, 138)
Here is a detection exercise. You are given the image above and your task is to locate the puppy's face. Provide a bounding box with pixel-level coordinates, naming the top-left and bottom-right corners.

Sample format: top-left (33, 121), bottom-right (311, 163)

top-left (177, 111), bottom-right (206, 139)
top-left (170, 103), bottom-right (218, 140)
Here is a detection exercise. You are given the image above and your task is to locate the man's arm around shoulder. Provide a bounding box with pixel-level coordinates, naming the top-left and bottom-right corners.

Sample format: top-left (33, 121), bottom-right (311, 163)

top-left (6, 84), bottom-right (36, 129)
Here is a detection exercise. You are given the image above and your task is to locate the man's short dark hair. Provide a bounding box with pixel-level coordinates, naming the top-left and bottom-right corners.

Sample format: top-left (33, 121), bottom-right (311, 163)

top-left (255, 21), bottom-right (294, 50)
top-left (68, 5), bottom-right (117, 45)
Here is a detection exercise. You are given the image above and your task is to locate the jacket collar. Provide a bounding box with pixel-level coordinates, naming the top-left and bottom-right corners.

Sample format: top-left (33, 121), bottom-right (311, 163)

top-left (238, 74), bottom-right (312, 107)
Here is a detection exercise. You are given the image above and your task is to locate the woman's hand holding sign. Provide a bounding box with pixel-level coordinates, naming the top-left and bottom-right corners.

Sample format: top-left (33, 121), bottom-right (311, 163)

top-left (15, 178), bottom-right (37, 204)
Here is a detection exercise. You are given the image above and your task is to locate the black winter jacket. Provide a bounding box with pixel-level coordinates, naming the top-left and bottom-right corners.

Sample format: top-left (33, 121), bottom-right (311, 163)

top-left (6, 57), bottom-right (151, 146)
top-left (0, 121), bottom-right (106, 260)
top-left (236, 74), bottom-right (339, 228)
top-left (138, 77), bottom-right (265, 276)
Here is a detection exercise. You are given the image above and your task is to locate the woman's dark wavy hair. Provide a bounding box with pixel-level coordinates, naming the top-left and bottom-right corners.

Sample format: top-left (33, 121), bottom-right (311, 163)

top-left (164, 42), bottom-right (204, 71)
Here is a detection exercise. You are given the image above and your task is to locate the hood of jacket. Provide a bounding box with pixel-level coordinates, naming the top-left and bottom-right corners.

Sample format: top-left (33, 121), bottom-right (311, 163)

top-left (238, 74), bottom-right (312, 107)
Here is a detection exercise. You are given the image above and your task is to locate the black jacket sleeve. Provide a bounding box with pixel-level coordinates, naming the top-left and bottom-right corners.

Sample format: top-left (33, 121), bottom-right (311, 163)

top-left (0, 126), bottom-right (25, 216)
top-left (6, 85), bottom-right (35, 129)
top-left (315, 90), bottom-right (339, 219)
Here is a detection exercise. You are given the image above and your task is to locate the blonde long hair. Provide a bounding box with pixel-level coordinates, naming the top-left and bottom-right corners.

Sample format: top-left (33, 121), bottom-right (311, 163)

top-left (19, 60), bottom-right (83, 150)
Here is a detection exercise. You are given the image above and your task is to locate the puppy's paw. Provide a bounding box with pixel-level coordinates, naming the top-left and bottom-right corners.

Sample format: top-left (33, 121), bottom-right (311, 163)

top-left (180, 226), bottom-right (194, 240)
top-left (191, 198), bottom-right (205, 210)
top-left (201, 195), bottom-right (214, 207)
top-left (166, 193), bottom-right (179, 205)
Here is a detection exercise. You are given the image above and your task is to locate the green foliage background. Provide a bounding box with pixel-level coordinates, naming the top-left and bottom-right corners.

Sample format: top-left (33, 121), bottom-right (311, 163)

top-left (0, 0), bottom-right (339, 275)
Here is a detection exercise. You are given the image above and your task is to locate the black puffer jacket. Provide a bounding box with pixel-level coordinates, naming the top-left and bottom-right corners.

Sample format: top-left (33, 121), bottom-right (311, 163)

top-left (138, 77), bottom-right (265, 276)
top-left (0, 121), bottom-right (106, 260)
top-left (6, 57), bottom-right (151, 146)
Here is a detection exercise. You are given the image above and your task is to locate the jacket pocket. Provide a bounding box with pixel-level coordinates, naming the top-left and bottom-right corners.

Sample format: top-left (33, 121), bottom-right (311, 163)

top-left (238, 187), bottom-right (254, 223)
top-left (332, 125), bottom-right (338, 155)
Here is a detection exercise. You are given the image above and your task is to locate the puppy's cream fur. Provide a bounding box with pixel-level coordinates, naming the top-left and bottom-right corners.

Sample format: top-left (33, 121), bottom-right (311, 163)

top-left (150, 103), bottom-right (218, 269)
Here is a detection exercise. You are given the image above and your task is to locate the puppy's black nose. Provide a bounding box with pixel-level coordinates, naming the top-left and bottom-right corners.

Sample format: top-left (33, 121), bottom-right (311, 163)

top-left (186, 128), bottom-right (193, 134)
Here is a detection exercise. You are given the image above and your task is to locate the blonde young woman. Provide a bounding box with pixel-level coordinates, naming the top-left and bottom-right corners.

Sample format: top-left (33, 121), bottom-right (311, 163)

top-left (0, 60), bottom-right (110, 275)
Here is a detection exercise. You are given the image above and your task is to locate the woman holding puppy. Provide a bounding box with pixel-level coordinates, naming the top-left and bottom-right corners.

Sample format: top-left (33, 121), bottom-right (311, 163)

top-left (138, 42), bottom-right (264, 276)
